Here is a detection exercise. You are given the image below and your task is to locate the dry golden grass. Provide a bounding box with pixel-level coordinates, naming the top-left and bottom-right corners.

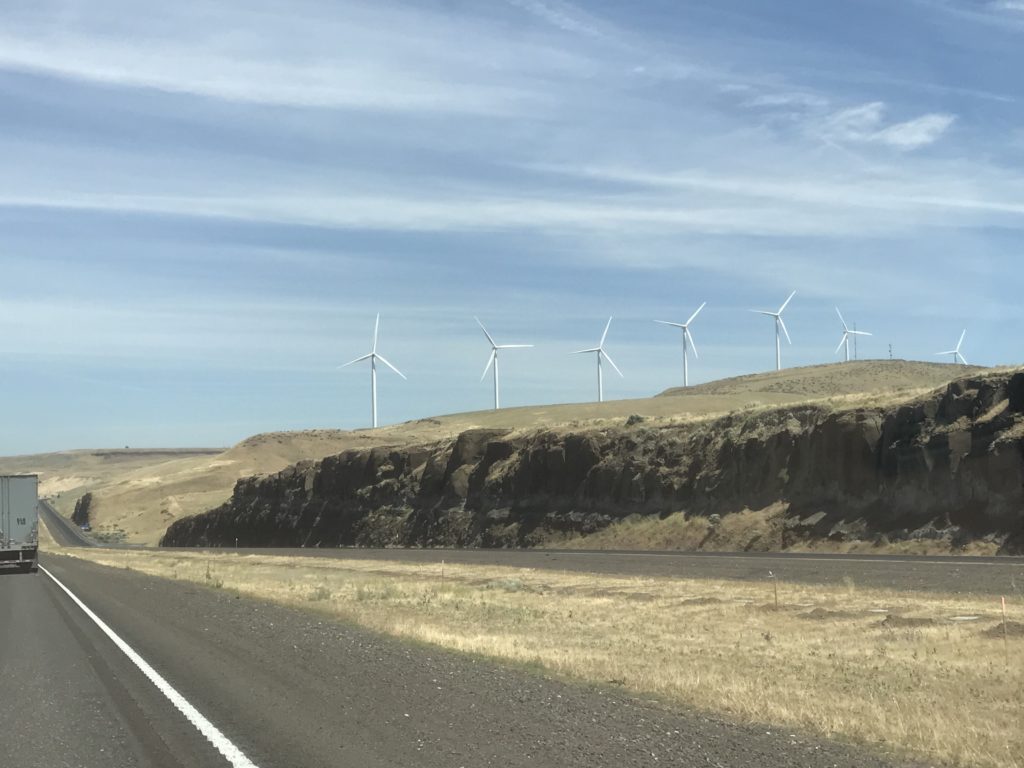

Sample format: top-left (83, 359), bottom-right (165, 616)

top-left (552, 507), bottom-right (1004, 556)
top-left (57, 546), bottom-right (1024, 768)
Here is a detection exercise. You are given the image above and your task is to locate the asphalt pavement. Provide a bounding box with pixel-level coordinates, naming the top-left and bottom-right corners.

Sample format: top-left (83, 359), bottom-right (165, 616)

top-left (39, 498), bottom-right (97, 547)
top-left (166, 545), bottom-right (1024, 596)
top-left (2, 553), bottom-right (925, 768)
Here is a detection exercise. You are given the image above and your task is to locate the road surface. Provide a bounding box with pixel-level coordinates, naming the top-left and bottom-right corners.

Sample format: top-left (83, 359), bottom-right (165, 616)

top-left (0, 553), bottom-right (922, 768)
top-left (38, 498), bottom-right (97, 547)
top-left (163, 545), bottom-right (1024, 596)
top-left (43, 496), bottom-right (1023, 595)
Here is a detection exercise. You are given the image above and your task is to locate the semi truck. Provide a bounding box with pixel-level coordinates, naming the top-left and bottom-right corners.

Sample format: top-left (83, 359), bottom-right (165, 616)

top-left (0, 475), bottom-right (39, 573)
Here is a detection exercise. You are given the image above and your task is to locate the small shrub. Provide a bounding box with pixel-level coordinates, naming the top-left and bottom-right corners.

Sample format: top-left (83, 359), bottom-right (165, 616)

top-left (307, 585), bottom-right (332, 602)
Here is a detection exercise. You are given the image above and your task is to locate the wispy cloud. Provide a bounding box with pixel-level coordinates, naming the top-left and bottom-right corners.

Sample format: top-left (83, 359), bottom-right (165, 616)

top-left (992, 1), bottom-right (1024, 13)
top-left (0, 1), bottom-right (588, 114)
top-left (815, 102), bottom-right (955, 150)
top-left (1, 0), bottom-right (1022, 451)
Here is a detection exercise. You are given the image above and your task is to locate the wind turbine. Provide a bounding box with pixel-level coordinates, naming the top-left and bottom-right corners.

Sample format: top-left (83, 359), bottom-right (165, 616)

top-left (937, 330), bottom-right (969, 365)
top-left (751, 291), bottom-right (796, 372)
top-left (572, 317), bottom-right (622, 402)
top-left (340, 313), bottom-right (406, 428)
top-left (834, 307), bottom-right (872, 362)
top-left (476, 317), bottom-right (532, 410)
top-left (654, 302), bottom-right (705, 387)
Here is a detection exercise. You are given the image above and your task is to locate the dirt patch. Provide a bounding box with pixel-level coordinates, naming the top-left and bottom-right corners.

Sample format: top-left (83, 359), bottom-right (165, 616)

top-left (799, 607), bottom-right (861, 621)
top-left (982, 620), bottom-right (1024, 638)
top-left (679, 596), bottom-right (723, 606)
top-left (880, 615), bottom-right (937, 629)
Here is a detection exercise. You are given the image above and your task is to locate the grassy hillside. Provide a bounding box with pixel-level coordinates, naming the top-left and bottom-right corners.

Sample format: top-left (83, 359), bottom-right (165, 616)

top-left (2, 359), bottom-right (982, 544)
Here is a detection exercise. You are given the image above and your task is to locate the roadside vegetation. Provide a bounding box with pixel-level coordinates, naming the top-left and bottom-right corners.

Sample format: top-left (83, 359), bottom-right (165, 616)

top-left (58, 547), bottom-right (1024, 768)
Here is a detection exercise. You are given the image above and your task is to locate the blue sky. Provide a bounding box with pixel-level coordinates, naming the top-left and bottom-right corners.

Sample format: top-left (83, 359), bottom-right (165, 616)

top-left (1, 0), bottom-right (1023, 454)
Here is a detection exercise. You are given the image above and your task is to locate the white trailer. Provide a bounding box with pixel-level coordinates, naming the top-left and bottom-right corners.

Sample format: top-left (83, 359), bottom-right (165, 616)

top-left (0, 475), bottom-right (38, 573)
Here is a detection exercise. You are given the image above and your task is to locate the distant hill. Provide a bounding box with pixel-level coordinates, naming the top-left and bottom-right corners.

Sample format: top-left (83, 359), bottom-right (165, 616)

top-left (6, 359), bottom-right (987, 545)
top-left (659, 359), bottom-right (982, 398)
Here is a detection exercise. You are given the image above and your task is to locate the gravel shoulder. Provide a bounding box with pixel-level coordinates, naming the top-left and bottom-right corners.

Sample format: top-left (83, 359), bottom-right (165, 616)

top-left (41, 552), bottom-right (922, 768)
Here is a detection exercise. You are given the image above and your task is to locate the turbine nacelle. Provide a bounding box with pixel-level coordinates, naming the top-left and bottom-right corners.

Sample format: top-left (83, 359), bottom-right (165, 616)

top-left (751, 291), bottom-right (795, 371)
top-left (476, 317), bottom-right (532, 409)
top-left (572, 316), bottom-right (623, 402)
top-left (654, 301), bottom-right (705, 387)
top-left (834, 307), bottom-right (872, 361)
top-left (936, 329), bottom-right (969, 365)
top-left (339, 313), bottom-right (406, 429)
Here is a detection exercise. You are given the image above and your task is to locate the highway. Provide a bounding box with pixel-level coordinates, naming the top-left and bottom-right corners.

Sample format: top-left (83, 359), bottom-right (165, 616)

top-left (38, 498), bottom-right (97, 547)
top-left (166, 545), bottom-right (1024, 596)
top-left (2, 550), bottom-right (925, 768)
top-left (41, 496), bottom-right (1023, 596)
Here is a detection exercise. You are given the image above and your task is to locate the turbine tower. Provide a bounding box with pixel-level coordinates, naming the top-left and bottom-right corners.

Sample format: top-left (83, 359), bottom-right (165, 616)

top-left (340, 313), bottom-right (406, 428)
top-left (751, 291), bottom-right (796, 372)
top-left (476, 317), bottom-right (532, 410)
top-left (655, 302), bottom-right (705, 387)
top-left (937, 330), bottom-right (969, 365)
top-left (572, 317), bottom-right (623, 402)
top-left (834, 307), bottom-right (872, 362)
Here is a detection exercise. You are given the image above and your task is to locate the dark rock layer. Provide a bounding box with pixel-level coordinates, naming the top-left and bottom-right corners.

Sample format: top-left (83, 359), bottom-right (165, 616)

top-left (72, 491), bottom-right (92, 527)
top-left (161, 372), bottom-right (1024, 554)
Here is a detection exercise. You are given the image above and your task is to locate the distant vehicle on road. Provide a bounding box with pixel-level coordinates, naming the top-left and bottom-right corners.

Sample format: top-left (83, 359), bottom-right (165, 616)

top-left (81, 523), bottom-right (91, 532)
top-left (0, 475), bottom-right (39, 573)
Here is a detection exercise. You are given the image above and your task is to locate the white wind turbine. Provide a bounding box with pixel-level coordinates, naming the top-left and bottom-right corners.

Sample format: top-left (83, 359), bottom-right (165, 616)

top-left (572, 317), bottom-right (623, 403)
top-left (340, 313), bottom-right (406, 429)
top-left (751, 291), bottom-right (796, 372)
top-left (834, 307), bottom-right (872, 362)
top-left (937, 330), bottom-right (969, 365)
top-left (476, 317), bottom-right (532, 410)
top-left (655, 302), bottom-right (705, 387)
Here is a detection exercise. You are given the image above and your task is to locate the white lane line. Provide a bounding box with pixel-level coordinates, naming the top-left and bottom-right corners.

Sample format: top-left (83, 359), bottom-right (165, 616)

top-left (40, 565), bottom-right (260, 768)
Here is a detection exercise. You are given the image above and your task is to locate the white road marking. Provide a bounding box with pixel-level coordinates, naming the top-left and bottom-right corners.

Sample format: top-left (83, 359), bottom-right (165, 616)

top-left (40, 565), bottom-right (260, 768)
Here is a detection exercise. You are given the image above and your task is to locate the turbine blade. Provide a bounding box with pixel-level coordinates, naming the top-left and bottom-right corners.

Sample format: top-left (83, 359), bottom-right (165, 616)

top-left (475, 316), bottom-right (496, 348)
top-left (778, 315), bottom-right (792, 345)
top-left (339, 353), bottom-right (372, 368)
top-left (957, 329), bottom-right (966, 352)
top-left (495, 344), bottom-right (533, 349)
top-left (372, 313), bottom-right (380, 354)
top-left (686, 301), bottom-right (706, 326)
top-left (752, 310), bottom-right (777, 317)
top-left (599, 316), bottom-right (613, 348)
top-left (835, 306), bottom-right (849, 332)
top-left (601, 350), bottom-right (624, 377)
top-left (374, 354), bottom-right (407, 380)
top-left (480, 349), bottom-right (496, 381)
top-left (654, 320), bottom-right (686, 328)
top-left (936, 350), bottom-right (956, 356)
top-left (685, 328), bottom-right (698, 359)
top-left (849, 330), bottom-right (872, 337)
top-left (571, 347), bottom-right (600, 355)
top-left (835, 333), bottom-right (848, 355)
top-left (959, 353), bottom-right (970, 365)
top-left (778, 290), bottom-right (796, 314)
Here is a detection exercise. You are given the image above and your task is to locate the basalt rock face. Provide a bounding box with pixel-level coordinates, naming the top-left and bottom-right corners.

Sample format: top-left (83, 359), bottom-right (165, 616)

top-left (161, 372), bottom-right (1024, 553)
top-left (72, 492), bottom-right (92, 527)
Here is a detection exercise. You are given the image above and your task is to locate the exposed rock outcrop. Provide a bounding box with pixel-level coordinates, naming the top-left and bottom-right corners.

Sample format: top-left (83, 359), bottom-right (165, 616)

top-left (72, 492), bottom-right (92, 527)
top-left (161, 372), bottom-right (1024, 553)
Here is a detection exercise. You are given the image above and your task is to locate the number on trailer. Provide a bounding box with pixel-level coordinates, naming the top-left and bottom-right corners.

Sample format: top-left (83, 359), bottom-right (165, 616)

top-left (16, 518), bottom-right (26, 525)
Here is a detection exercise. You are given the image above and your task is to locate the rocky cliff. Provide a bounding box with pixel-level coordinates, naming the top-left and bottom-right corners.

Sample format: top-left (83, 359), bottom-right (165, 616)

top-left (161, 371), bottom-right (1024, 554)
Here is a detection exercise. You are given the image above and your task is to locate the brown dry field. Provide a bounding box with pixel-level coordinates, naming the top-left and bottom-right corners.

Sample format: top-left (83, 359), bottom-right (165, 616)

top-left (54, 544), bottom-right (1024, 768)
top-left (2, 360), bottom-right (994, 544)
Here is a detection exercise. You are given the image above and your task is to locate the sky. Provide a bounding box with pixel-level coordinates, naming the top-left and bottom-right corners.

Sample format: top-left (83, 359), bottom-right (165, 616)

top-left (1, 0), bottom-right (1023, 454)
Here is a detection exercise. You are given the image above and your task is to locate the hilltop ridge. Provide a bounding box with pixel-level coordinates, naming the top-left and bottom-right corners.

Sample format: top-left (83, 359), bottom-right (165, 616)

top-left (163, 366), bottom-right (1024, 554)
top-left (5, 359), bottom-right (988, 545)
